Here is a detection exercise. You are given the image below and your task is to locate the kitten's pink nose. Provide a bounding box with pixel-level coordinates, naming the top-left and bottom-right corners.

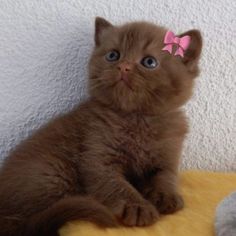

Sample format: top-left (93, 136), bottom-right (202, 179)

top-left (118, 62), bottom-right (133, 73)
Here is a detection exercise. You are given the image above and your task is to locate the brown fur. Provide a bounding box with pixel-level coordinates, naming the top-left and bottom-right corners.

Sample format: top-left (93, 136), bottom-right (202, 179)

top-left (0, 17), bottom-right (202, 236)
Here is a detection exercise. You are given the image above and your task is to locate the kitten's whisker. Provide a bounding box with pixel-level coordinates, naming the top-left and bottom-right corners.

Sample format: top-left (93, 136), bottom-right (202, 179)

top-left (146, 88), bottom-right (165, 106)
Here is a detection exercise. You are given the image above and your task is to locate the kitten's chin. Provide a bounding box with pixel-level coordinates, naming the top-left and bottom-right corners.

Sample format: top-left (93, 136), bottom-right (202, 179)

top-left (116, 81), bottom-right (134, 92)
top-left (90, 76), bottom-right (191, 114)
top-left (92, 91), bottom-right (155, 114)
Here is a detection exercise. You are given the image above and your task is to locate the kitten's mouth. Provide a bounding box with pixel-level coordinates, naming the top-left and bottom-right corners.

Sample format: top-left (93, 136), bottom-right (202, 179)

top-left (118, 74), bottom-right (133, 91)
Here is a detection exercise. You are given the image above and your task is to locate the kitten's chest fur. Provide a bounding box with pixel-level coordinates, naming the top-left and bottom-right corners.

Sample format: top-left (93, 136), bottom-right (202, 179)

top-left (88, 108), bottom-right (186, 178)
top-left (112, 115), bottom-right (154, 170)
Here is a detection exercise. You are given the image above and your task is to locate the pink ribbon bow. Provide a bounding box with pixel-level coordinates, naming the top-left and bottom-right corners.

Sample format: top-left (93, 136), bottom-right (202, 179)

top-left (162, 31), bottom-right (191, 57)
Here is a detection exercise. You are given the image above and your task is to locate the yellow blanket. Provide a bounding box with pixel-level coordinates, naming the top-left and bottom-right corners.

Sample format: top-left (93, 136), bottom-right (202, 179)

top-left (60, 171), bottom-right (236, 236)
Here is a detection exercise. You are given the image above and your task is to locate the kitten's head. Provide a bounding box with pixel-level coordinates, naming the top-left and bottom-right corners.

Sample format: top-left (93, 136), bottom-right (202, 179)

top-left (89, 17), bottom-right (202, 114)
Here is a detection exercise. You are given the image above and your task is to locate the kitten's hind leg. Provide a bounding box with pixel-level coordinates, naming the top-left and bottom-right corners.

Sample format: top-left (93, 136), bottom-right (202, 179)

top-left (0, 156), bottom-right (116, 236)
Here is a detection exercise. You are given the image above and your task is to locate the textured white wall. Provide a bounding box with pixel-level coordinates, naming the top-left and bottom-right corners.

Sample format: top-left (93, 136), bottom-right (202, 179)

top-left (0, 0), bottom-right (235, 171)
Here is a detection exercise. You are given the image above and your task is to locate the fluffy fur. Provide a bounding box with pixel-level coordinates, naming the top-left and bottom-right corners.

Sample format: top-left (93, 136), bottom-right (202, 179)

top-left (215, 191), bottom-right (236, 236)
top-left (0, 17), bottom-right (202, 236)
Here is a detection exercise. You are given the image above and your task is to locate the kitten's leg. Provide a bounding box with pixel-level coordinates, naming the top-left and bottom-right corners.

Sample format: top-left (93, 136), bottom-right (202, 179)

top-left (0, 156), bottom-right (117, 236)
top-left (82, 168), bottom-right (159, 226)
top-left (142, 137), bottom-right (185, 214)
top-left (143, 169), bottom-right (184, 214)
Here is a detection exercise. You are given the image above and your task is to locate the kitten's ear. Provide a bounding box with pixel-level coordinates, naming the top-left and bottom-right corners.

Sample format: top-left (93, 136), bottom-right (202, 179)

top-left (95, 17), bottom-right (113, 46)
top-left (180, 30), bottom-right (202, 71)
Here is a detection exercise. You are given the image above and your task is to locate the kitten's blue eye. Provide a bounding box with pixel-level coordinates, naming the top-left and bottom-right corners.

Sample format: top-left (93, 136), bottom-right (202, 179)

top-left (141, 56), bottom-right (158, 69)
top-left (105, 50), bottom-right (120, 62)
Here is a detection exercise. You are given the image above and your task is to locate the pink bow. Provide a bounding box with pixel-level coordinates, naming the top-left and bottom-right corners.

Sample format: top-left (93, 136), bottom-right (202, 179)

top-left (162, 31), bottom-right (191, 57)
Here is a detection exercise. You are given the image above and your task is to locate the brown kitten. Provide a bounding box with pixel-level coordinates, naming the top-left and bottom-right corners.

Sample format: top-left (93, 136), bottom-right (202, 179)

top-left (0, 17), bottom-right (202, 236)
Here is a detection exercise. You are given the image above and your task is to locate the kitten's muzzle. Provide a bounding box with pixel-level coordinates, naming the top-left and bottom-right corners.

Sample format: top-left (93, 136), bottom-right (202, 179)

top-left (117, 61), bottom-right (133, 73)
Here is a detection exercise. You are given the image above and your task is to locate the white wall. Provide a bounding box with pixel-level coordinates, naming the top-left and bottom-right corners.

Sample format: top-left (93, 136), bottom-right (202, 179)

top-left (0, 0), bottom-right (235, 171)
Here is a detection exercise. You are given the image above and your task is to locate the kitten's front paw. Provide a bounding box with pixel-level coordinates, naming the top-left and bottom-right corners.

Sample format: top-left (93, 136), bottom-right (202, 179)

top-left (149, 191), bottom-right (184, 214)
top-left (115, 200), bottom-right (159, 226)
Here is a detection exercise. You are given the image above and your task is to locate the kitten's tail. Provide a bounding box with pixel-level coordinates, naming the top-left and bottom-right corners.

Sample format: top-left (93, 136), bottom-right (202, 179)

top-left (0, 196), bottom-right (117, 236)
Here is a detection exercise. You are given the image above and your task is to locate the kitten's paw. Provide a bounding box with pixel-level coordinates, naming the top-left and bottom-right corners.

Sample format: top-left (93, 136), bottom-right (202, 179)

top-left (151, 192), bottom-right (184, 214)
top-left (116, 201), bottom-right (159, 226)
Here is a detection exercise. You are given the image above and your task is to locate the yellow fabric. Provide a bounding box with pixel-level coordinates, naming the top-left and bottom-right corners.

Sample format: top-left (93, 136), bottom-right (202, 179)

top-left (60, 171), bottom-right (236, 236)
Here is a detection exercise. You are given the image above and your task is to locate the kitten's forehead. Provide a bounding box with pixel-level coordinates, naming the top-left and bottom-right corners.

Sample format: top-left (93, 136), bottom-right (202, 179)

top-left (114, 22), bottom-right (166, 53)
top-left (121, 23), bottom-right (165, 41)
